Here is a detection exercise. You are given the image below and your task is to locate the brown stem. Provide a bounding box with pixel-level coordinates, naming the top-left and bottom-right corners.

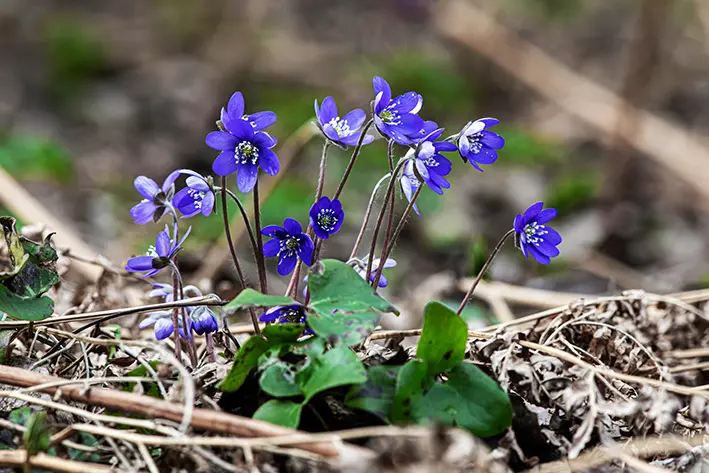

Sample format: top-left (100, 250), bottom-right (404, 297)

top-left (456, 229), bottom-right (515, 316)
top-left (178, 280), bottom-right (197, 366)
top-left (349, 173), bottom-right (391, 260)
top-left (171, 273), bottom-right (181, 360)
top-left (220, 176), bottom-right (261, 335)
top-left (253, 180), bottom-right (268, 295)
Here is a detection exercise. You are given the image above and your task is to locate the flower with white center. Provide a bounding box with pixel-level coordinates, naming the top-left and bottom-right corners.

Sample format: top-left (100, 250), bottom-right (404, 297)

top-left (457, 118), bottom-right (505, 172)
top-left (513, 202), bottom-right (562, 265)
top-left (314, 96), bottom-right (374, 148)
top-left (309, 196), bottom-right (345, 240)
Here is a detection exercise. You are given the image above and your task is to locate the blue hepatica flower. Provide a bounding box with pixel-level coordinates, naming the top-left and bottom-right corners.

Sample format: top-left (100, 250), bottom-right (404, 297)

top-left (262, 218), bottom-right (314, 275)
top-left (400, 160), bottom-right (422, 216)
top-left (314, 97), bottom-right (374, 148)
top-left (457, 118), bottom-right (505, 171)
top-left (409, 128), bottom-right (457, 195)
top-left (130, 171), bottom-right (180, 224)
top-left (220, 91), bottom-right (276, 132)
top-left (398, 120), bottom-right (439, 147)
top-left (190, 306), bottom-right (219, 335)
top-left (139, 311), bottom-right (188, 340)
top-left (207, 117), bottom-right (279, 194)
top-left (372, 76), bottom-right (425, 145)
top-left (309, 196), bottom-right (344, 240)
top-left (514, 202), bottom-right (562, 265)
top-left (148, 283), bottom-right (174, 302)
top-left (356, 258), bottom-right (397, 288)
top-left (125, 225), bottom-right (190, 278)
top-left (172, 170), bottom-right (215, 218)
top-left (260, 305), bottom-right (308, 325)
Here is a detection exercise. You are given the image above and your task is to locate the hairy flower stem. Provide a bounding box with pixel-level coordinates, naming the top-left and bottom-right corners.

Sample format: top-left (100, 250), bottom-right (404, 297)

top-left (171, 273), bottom-right (181, 360)
top-left (371, 182), bottom-right (423, 290)
top-left (178, 280), bottom-right (197, 366)
top-left (253, 180), bottom-right (268, 295)
top-left (220, 176), bottom-right (261, 334)
top-left (223, 187), bottom-right (258, 267)
top-left (365, 159), bottom-right (406, 279)
top-left (376, 140), bottom-right (397, 276)
top-left (303, 239), bottom-right (322, 305)
top-left (333, 119), bottom-right (374, 200)
top-left (349, 173), bottom-right (391, 259)
top-left (206, 333), bottom-right (216, 363)
top-left (456, 228), bottom-right (515, 316)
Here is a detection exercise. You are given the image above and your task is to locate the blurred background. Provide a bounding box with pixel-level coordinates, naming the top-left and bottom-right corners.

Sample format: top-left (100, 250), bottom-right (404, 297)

top-left (3, 0), bottom-right (709, 327)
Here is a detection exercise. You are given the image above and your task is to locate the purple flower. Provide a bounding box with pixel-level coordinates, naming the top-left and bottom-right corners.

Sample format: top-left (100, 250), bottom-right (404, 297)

top-left (139, 311), bottom-right (188, 340)
top-left (191, 307), bottom-right (219, 335)
top-left (398, 120), bottom-right (439, 146)
top-left (262, 218), bottom-right (314, 276)
top-left (400, 160), bottom-right (421, 216)
top-left (309, 196), bottom-right (344, 240)
top-left (172, 170), bottom-right (215, 218)
top-left (207, 120), bottom-right (279, 194)
top-left (125, 225), bottom-right (190, 278)
top-left (356, 258), bottom-right (397, 288)
top-left (219, 91), bottom-right (276, 132)
top-left (409, 128), bottom-right (456, 195)
top-left (514, 202), bottom-right (562, 265)
top-left (457, 118), bottom-right (505, 172)
top-left (260, 304), bottom-right (307, 325)
top-left (314, 97), bottom-right (374, 148)
top-left (148, 283), bottom-right (174, 302)
top-left (372, 76), bottom-right (425, 145)
top-left (129, 171), bottom-right (180, 224)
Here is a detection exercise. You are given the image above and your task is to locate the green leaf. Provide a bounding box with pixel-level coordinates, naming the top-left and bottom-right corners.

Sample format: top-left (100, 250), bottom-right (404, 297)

top-left (391, 359), bottom-right (432, 423)
top-left (0, 286), bottom-right (54, 321)
top-left (263, 323), bottom-right (306, 343)
top-left (416, 362), bottom-right (513, 437)
top-left (308, 259), bottom-right (398, 314)
top-left (218, 335), bottom-right (270, 392)
top-left (253, 400), bottom-right (302, 428)
top-left (24, 411), bottom-right (50, 455)
top-left (224, 289), bottom-right (298, 311)
top-left (259, 363), bottom-right (302, 398)
top-left (9, 407), bottom-right (31, 425)
top-left (345, 365), bottom-right (399, 420)
top-left (417, 301), bottom-right (468, 376)
top-left (0, 217), bottom-right (28, 279)
top-left (300, 346), bottom-right (367, 402)
top-left (67, 432), bottom-right (100, 462)
top-left (307, 310), bottom-right (381, 347)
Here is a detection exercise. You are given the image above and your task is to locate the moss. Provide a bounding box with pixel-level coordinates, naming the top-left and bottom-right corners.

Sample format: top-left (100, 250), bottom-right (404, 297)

top-left (0, 135), bottom-right (75, 183)
top-left (544, 171), bottom-right (601, 215)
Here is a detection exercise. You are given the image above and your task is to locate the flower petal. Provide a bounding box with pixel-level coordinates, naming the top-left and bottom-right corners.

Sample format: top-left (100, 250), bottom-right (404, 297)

top-left (249, 111), bottom-right (277, 131)
top-left (134, 176), bottom-right (160, 200)
top-left (478, 117), bottom-right (500, 128)
top-left (396, 113), bottom-right (425, 135)
top-left (277, 254), bottom-right (297, 275)
top-left (263, 239), bottom-right (281, 257)
top-left (342, 108), bottom-right (366, 130)
top-left (154, 318), bottom-right (174, 340)
top-left (536, 241), bottom-right (560, 258)
top-left (186, 176), bottom-right (209, 192)
top-left (373, 76), bottom-right (392, 113)
top-left (258, 149), bottom-right (280, 176)
top-left (527, 245), bottom-right (550, 264)
top-left (283, 218), bottom-right (302, 235)
top-left (543, 227), bottom-right (562, 245)
top-left (206, 131), bottom-right (238, 150)
top-left (130, 201), bottom-right (158, 224)
top-left (212, 150), bottom-right (238, 176)
top-left (260, 306), bottom-right (283, 322)
top-left (236, 163), bottom-right (259, 193)
top-left (535, 208), bottom-right (557, 225)
top-left (319, 96), bottom-right (338, 124)
top-left (201, 191), bottom-right (215, 216)
top-left (262, 225), bottom-right (285, 237)
top-left (227, 91), bottom-right (245, 119)
top-left (472, 147), bottom-right (498, 165)
top-left (297, 236), bottom-right (314, 265)
top-left (126, 256), bottom-right (155, 272)
top-left (514, 214), bottom-right (524, 233)
top-left (155, 231), bottom-right (171, 257)
top-left (391, 92), bottom-right (422, 114)
top-left (523, 202), bottom-right (544, 225)
top-left (480, 130), bottom-right (505, 149)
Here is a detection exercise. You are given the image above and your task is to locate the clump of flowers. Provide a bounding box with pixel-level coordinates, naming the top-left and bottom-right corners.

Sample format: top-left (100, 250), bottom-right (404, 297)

top-left (123, 76), bottom-right (562, 372)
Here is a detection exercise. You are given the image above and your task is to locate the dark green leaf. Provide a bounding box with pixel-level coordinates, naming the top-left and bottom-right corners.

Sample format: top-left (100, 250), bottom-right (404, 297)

top-left (391, 359), bottom-right (432, 423)
top-left (0, 285), bottom-right (54, 321)
top-left (263, 323), bottom-right (306, 343)
top-left (0, 217), bottom-right (28, 279)
top-left (9, 407), bottom-right (31, 425)
top-left (345, 365), bottom-right (399, 420)
top-left (24, 411), bottom-right (50, 455)
top-left (253, 400), bottom-right (302, 428)
top-left (416, 362), bottom-right (512, 437)
top-left (218, 335), bottom-right (270, 392)
top-left (67, 432), bottom-right (100, 462)
top-left (417, 301), bottom-right (467, 376)
top-left (260, 363), bottom-right (302, 398)
top-left (224, 289), bottom-right (298, 311)
top-left (308, 259), bottom-right (398, 315)
top-left (307, 309), bottom-right (381, 347)
top-left (300, 346), bottom-right (367, 401)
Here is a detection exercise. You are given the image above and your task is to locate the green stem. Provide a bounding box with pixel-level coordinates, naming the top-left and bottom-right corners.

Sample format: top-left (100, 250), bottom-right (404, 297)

top-left (349, 173), bottom-right (391, 260)
top-left (456, 229), bottom-right (515, 316)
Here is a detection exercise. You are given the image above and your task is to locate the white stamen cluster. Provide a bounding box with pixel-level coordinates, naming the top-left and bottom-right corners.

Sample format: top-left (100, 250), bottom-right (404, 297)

top-left (317, 209), bottom-right (338, 232)
top-left (523, 222), bottom-right (549, 247)
top-left (146, 245), bottom-right (158, 257)
top-left (187, 188), bottom-right (206, 209)
top-left (327, 117), bottom-right (353, 137)
top-left (234, 141), bottom-right (259, 165)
